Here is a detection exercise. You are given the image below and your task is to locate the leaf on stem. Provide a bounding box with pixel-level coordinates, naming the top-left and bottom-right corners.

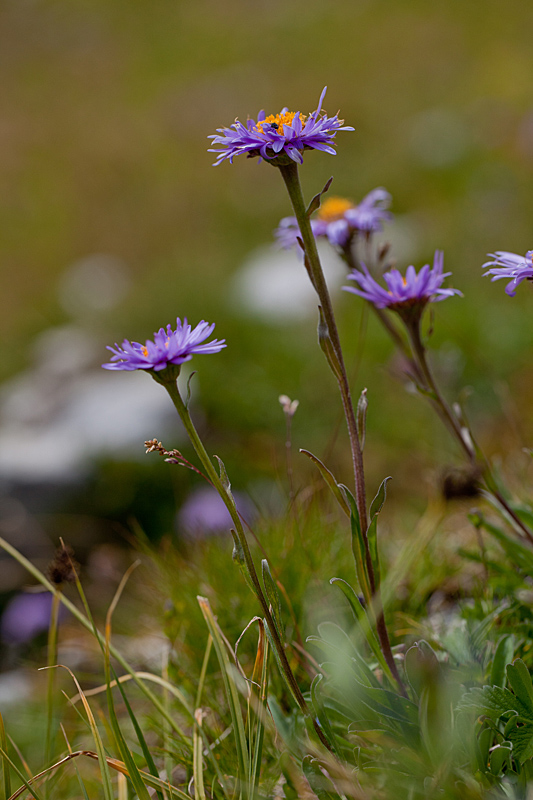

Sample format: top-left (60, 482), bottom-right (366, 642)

top-left (317, 307), bottom-right (343, 382)
top-left (261, 560), bottom-right (284, 642)
top-left (306, 177), bottom-right (333, 217)
top-left (299, 449), bottom-right (350, 517)
top-left (356, 389), bottom-right (368, 452)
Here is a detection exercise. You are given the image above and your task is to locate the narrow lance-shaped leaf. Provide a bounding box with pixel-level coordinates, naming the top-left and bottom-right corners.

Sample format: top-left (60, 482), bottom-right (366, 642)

top-left (490, 635), bottom-right (515, 689)
top-left (306, 176), bottom-right (333, 217)
top-left (299, 449), bottom-right (349, 517)
top-left (507, 659), bottom-right (533, 715)
top-left (340, 484), bottom-right (372, 604)
top-left (310, 675), bottom-right (341, 757)
top-left (356, 389), bottom-right (368, 451)
top-left (231, 530), bottom-right (256, 594)
top-left (367, 477), bottom-right (391, 586)
top-left (369, 476), bottom-right (392, 522)
top-left (261, 560), bottom-right (284, 641)
top-left (318, 306), bottom-right (343, 382)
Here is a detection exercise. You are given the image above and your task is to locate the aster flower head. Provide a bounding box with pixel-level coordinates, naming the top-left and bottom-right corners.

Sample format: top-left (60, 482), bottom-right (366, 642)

top-left (275, 188), bottom-right (392, 251)
top-left (483, 249), bottom-right (533, 297)
top-left (343, 250), bottom-right (461, 318)
top-left (208, 87), bottom-right (354, 166)
top-left (102, 318), bottom-right (226, 374)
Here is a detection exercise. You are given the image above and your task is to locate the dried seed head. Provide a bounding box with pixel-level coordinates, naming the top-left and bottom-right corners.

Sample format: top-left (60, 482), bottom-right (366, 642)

top-left (48, 543), bottom-right (79, 585)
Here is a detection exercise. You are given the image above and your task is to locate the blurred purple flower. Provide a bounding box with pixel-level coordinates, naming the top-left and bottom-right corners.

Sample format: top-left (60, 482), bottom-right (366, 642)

top-left (275, 189), bottom-right (392, 251)
top-left (208, 87), bottom-right (353, 166)
top-left (483, 250), bottom-right (533, 297)
top-left (1, 592), bottom-right (62, 644)
top-left (343, 250), bottom-right (461, 310)
top-left (178, 486), bottom-right (255, 539)
top-left (102, 318), bottom-right (225, 372)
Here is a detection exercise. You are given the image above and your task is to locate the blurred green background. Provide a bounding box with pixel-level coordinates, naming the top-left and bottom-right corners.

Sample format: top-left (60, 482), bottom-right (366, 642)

top-left (1, 0), bottom-right (533, 571)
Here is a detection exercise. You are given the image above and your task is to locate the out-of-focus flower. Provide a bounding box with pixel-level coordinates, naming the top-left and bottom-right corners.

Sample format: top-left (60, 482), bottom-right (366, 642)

top-left (275, 189), bottom-right (392, 250)
top-left (102, 318), bottom-right (225, 372)
top-left (208, 87), bottom-right (353, 166)
top-left (343, 251), bottom-right (461, 311)
top-left (483, 250), bottom-right (533, 297)
top-left (1, 592), bottom-right (63, 644)
top-left (279, 394), bottom-right (299, 417)
top-left (177, 486), bottom-right (256, 539)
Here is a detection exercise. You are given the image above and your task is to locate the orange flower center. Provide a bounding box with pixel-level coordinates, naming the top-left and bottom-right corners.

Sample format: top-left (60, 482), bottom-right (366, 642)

top-left (317, 197), bottom-right (355, 223)
top-left (256, 111), bottom-right (306, 135)
top-left (141, 346), bottom-right (149, 357)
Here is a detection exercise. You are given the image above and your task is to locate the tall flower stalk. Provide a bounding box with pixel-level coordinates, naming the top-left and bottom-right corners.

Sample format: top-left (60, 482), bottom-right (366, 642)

top-left (277, 162), bottom-right (404, 693)
top-left (209, 87), bottom-right (405, 691)
top-left (102, 317), bottom-right (334, 749)
top-left (155, 374), bottom-right (334, 748)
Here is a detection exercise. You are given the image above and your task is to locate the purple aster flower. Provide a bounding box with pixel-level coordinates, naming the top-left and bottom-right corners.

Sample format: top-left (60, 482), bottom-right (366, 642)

top-left (102, 318), bottom-right (226, 372)
top-left (343, 250), bottom-right (461, 312)
top-left (1, 592), bottom-right (65, 645)
top-left (483, 249), bottom-right (533, 297)
top-left (275, 189), bottom-right (392, 251)
top-left (208, 87), bottom-right (354, 166)
top-left (177, 486), bottom-right (256, 539)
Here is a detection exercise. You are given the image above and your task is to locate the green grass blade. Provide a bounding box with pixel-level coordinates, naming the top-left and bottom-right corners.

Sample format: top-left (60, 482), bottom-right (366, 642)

top-left (193, 710), bottom-right (206, 800)
top-left (198, 596), bottom-right (249, 792)
top-left (101, 563), bottom-right (152, 800)
top-left (0, 715), bottom-right (10, 800)
top-left (0, 747), bottom-right (45, 800)
top-left (0, 535), bottom-right (190, 746)
top-left (249, 625), bottom-right (269, 797)
top-left (112, 666), bottom-right (164, 800)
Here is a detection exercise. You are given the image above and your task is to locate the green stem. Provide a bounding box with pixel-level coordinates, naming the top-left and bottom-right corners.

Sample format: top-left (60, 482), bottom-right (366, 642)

top-left (277, 163), bottom-right (405, 694)
top-left (279, 162), bottom-right (368, 533)
top-left (406, 320), bottom-right (533, 545)
top-left (45, 590), bottom-right (60, 787)
top-left (159, 377), bottom-right (334, 750)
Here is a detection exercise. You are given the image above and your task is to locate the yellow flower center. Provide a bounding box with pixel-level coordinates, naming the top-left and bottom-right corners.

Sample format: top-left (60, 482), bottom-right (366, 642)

top-left (141, 346), bottom-right (149, 357)
top-left (316, 197), bottom-right (355, 223)
top-left (256, 111), bottom-right (306, 135)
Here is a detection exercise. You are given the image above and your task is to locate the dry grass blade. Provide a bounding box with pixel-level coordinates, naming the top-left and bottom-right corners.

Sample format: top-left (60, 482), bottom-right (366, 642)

top-left (39, 665), bottom-right (114, 800)
top-left (5, 750), bottom-right (192, 800)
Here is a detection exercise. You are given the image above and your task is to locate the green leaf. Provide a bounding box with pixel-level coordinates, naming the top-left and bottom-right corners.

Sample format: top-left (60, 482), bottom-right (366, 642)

top-left (317, 307), bottom-right (343, 382)
top-left (329, 577), bottom-right (393, 683)
top-left (306, 176), bottom-right (333, 216)
top-left (356, 389), bottom-right (368, 451)
top-left (369, 476), bottom-right (392, 522)
top-left (341, 485), bottom-right (372, 604)
top-left (299, 450), bottom-right (350, 517)
top-left (261, 559), bottom-right (284, 641)
top-left (489, 743), bottom-right (512, 775)
top-left (504, 716), bottom-right (533, 764)
top-left (366, 515), bottom-right (381, 589)
top-left (214, 455), bottom-right (232, 494)
top-left (405, 640), bottom-right (440, 697)
top-left (231, 530), bottom-right (256, 593)
top-left (301, 756), bottom-right (338, 800)
top-left (490, 635), bottom-right (515, 688)
top-left (310, 675), bottom-right (341, 757)
top-left (507, 659), bottom-right (533, 715)
top-left (457, 685), bottom-right (525, 719)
